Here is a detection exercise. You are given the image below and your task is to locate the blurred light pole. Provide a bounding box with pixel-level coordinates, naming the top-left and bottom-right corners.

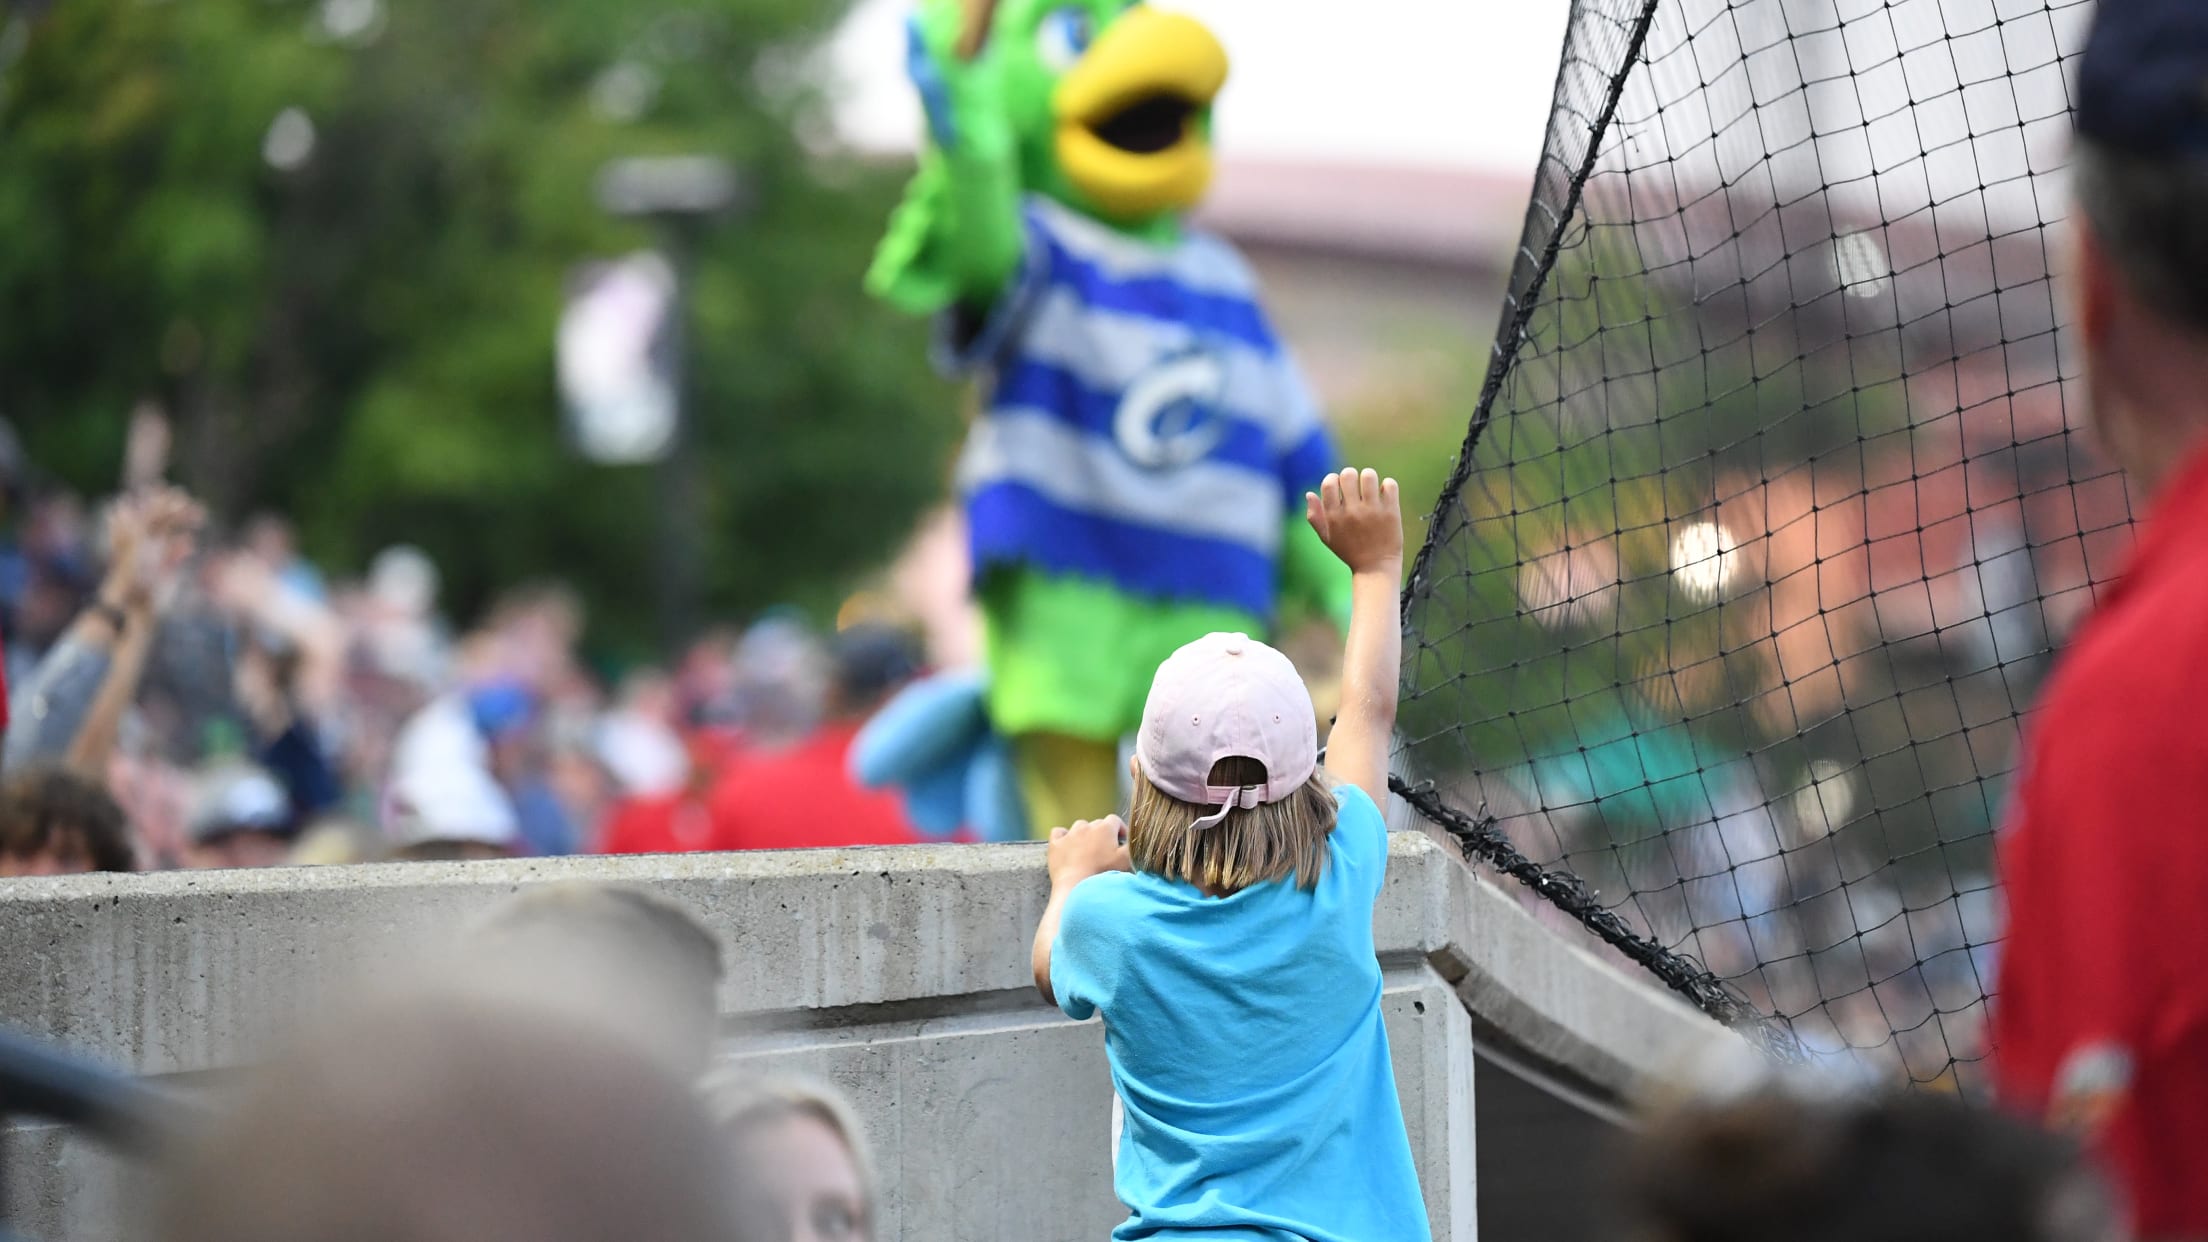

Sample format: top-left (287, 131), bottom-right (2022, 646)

top-left (590, 156), bottom-right (743, 656)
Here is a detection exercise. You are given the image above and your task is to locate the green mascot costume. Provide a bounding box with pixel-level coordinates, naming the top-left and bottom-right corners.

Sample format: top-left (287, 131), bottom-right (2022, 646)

top-left (857, 0), bottom-right (1349, 839)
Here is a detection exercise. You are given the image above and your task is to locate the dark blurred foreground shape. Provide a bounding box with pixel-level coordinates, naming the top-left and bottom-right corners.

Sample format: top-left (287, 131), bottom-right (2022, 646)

top-left (155, 996), bottom-right (745, 1242)
top-left (0, 1024), bottom-right (176, 1158)
top-left (463, 880), bottom-right (727, 1079)
top-left (1610, 1084), bottom-right (2119, 1242)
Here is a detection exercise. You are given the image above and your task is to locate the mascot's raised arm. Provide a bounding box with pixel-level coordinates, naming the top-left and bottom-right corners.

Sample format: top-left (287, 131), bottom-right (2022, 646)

top-left (856, 0), bottom-right (1349, 841)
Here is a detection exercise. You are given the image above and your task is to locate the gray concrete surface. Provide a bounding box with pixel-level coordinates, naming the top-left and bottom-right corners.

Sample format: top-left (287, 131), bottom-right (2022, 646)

top-left (0, 833), bottom-right (1737, 1241)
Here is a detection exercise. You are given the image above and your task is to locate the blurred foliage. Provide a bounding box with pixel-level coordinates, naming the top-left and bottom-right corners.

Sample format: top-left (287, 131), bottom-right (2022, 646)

top-left (0, 0), bottom-right (960, 659)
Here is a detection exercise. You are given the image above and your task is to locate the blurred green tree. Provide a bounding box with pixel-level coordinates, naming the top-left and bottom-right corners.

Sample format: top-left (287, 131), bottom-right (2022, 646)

top-left (0, 0), bottom-right (958, 659)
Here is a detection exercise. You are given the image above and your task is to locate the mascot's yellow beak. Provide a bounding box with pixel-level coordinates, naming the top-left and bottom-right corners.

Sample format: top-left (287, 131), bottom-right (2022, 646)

top-left (1052, 8), bottom-right (1228, 223)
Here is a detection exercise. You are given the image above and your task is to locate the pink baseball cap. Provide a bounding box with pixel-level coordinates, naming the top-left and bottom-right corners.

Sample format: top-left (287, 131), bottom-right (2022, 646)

top-left (1136, 632), bottom-right (1318, 831)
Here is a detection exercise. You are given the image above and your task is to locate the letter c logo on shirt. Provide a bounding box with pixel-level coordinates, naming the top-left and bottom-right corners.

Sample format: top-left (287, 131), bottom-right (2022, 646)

top-left (1115, 352), bottom-right (1228, 470)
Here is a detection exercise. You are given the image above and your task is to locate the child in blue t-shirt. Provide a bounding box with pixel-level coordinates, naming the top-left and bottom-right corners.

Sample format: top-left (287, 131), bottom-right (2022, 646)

top-left (1031, 467), bottom-right (1429, 1242)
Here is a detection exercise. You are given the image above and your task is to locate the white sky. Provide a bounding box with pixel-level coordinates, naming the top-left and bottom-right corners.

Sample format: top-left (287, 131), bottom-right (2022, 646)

top-left (822, 0), bottom-right (1577, 174)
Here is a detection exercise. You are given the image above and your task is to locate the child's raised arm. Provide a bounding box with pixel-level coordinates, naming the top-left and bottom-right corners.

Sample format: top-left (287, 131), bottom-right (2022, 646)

top-left (1305, 468), bottom-right (1403, 804)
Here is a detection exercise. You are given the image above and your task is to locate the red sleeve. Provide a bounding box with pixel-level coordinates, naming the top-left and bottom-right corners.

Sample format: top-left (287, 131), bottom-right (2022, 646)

top-left (595, 800), bottom-right (645, 855)
top-left (1994, 681), bottom-right (2208, 1237)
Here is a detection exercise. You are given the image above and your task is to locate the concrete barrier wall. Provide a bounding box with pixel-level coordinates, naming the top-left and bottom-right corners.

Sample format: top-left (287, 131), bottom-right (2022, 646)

top-left (0, 833), bottom-right (1736, 1241)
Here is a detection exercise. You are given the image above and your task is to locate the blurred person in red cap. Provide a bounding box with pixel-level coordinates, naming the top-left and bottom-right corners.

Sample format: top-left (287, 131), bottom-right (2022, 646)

top-left (1992, 0), bottom-right (2208, 1233)
top-left (708, 624), bottom-right (927, 852)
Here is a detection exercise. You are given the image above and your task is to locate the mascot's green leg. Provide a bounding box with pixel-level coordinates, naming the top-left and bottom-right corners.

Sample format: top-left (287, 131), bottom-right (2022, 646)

top-left (1011, 732), bottom-right (1125, 839)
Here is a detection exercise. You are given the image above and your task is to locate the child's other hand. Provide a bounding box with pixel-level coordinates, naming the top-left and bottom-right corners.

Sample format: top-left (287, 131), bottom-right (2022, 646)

top-left (1306, 467), bottom-right (1402, 576)
top-left (1047, 815), bottom-right (1131, 888)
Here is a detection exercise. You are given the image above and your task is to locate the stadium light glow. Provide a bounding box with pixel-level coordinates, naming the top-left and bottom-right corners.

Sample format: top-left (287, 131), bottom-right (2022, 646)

top-left (1668, 521), bottom-right (1737, 601)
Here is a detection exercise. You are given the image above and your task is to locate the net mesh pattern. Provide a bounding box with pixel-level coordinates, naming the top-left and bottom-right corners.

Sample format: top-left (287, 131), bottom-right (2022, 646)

top-left (1398, 0), bottom-right (2120, 1091)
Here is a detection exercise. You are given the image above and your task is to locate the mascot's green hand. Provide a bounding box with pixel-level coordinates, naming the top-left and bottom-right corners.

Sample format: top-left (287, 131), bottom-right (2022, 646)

top-left (866, 5), bottom-right (1025, 316)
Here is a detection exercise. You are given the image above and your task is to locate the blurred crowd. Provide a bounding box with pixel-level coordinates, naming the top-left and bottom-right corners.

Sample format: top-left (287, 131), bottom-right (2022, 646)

top-left (0, 414), bottom-right (945, 879)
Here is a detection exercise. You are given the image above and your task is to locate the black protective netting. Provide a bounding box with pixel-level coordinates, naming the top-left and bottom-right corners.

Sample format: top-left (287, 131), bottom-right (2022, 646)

top-left (1397, 0), bottom-right (2123, 1091)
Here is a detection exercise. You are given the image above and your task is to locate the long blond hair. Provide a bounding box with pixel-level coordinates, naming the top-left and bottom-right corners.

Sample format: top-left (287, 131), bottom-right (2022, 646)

top-left (704, 1070), bottom-right (877, 1228)
top-left (1128, 755), bottom-right (1337, 894)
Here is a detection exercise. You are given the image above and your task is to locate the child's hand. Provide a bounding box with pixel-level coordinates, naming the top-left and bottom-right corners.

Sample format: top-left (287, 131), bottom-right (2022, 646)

top-left (1047, 815), bottom-right (1131, 888)
top-left (1306, 467), bottom-right (1402, 576)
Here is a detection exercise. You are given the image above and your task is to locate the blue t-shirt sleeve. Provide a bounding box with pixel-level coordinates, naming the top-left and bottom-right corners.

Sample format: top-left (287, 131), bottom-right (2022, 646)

top-left (1331, 783), bottom-right (1389, 904)
top-left (1049, 873), bottom-right (1125, 1022)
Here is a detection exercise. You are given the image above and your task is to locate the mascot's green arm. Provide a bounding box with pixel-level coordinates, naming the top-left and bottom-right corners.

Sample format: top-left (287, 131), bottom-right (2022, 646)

top-left (864, 5), bottom-right (1026, 317)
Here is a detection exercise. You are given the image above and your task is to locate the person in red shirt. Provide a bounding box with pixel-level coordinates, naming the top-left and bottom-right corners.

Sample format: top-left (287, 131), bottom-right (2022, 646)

top-left (709, 625), bottom-right (932, 851)
top-left (1992, 3), bottom-right (2208, 1234)
top-left (598, 732), bottom-right (726, 856)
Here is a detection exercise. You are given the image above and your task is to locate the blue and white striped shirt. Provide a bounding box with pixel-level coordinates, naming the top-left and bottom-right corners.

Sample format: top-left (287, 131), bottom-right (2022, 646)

top-left (941, 196), bottom-right (1337, 618)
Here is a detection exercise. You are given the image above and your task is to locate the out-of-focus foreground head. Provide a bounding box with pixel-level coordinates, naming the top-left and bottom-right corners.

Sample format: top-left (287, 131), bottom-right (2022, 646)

top-left (156, 996), bottom-right (745, 1242)
top-left (2070, 0), bottom-right (2208, 494)
top-left (1611, 1082), bottom-right (2118, 1242)
top-left (462, 881), bottom-right (726, 1079)
top-left (707, 1071), bottom-right (877, 1242)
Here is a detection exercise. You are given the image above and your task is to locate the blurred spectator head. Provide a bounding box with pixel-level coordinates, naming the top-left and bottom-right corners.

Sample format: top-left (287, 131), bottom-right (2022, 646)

top-left (466, 678), bottom-right (536, 740)
top-left (599, 704), bottom-right (690, 800)
top-left (24, 490), bottom-right (87, 559)
top-left (707, 1072), bottom-right (876, 1242)
top-left (1611, 1084), bottom-right (2116, 1242)
top-left (156, 995), bottom-right (746, 1242)
top-left (15, 495), bottom-right (97, 650)
top-left (383, 760), bottom-right (519, 861)
top-left (368, 544), bottom-right (439, 620)
top-left (483, 580), bottom-right (584, 691)
top-left (181, 762), bottom-right (295, 871)
top-left (2070, 0), bottom-right (2208, 488)
top-left (0, 766), bottom-right (134, 877)
top-left (544, 728), bottom-right (613, 837)
top-left (729, 615), bottom-right (828, 749)
top-left (615, 668), bottom-right (678, 720)
top-left (465, 883), bottom-right (724, 1078)
top-left (284, 816), bottom-right (380, 867)
top-left (354, 545), bottom-right (447, 692)
top-left (676, 626), bottom-right (742, 726)
top-left (828, 625), bottom-right (922, 720)
top-left (467, 679), bottom-right (545, 789)
top-left (240, 513), bottom-right (296, 567)
top-left (491, 579), bottom-right (583, 641)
